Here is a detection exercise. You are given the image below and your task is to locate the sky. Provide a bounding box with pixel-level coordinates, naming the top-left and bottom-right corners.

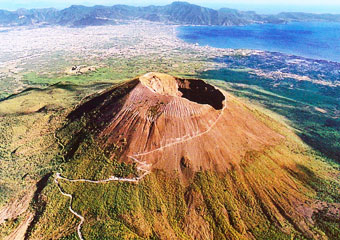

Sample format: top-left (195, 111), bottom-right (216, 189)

top-left (1, 0), bottom-right (340, 14)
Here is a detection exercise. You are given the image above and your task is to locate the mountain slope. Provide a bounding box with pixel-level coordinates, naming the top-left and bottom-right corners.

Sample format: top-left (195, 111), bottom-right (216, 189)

top-left (2, 1), bottom-right (340, 27)
top-left (22, 73), bottom-right (340, 240)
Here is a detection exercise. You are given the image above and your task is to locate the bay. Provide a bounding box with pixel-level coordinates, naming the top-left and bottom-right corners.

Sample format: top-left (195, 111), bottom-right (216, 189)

top-left (177, 22), bottom-right (340, 62)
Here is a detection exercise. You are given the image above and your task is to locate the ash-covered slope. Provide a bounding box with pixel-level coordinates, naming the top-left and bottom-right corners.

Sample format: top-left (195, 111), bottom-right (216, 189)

top-left (67, 72), bottom-right (282, 179)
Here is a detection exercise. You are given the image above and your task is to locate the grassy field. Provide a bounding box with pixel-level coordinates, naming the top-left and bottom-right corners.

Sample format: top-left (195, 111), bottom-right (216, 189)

top-left (0, 80), bottom-right (120, 208)
top-left (1, 53), bottom-right (209, 101)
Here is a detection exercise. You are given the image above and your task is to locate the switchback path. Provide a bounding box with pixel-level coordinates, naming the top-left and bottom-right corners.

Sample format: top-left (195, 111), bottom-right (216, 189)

top-left (55, 97), bottom-right (227, 240)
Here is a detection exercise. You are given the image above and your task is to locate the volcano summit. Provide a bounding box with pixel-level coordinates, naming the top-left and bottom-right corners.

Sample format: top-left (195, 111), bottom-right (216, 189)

top-left (65, 72), bottom-right (282, 180)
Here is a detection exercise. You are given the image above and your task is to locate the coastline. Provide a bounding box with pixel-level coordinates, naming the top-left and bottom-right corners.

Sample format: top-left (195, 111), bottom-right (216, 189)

top-left (176, 22), bottom-right (340, 63)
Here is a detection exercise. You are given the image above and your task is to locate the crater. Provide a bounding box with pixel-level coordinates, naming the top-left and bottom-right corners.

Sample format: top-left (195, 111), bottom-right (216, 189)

top-left (139, 72), bottom-right (225, 110)
top-left (177, 79), bottom-right (225, 110)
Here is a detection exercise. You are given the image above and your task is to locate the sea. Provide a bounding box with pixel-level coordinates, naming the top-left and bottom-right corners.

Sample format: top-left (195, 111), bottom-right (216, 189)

top-left (177, 22), bottom-right (340, 63)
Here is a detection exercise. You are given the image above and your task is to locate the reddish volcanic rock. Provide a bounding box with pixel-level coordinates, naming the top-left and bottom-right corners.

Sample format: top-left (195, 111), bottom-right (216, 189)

top-left (70, 72), bottom-right (284, 177)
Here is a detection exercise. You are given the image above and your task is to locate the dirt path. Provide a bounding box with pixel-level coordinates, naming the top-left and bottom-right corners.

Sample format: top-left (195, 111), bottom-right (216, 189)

top-left (54, 158), bottom-right (151, 240)
top-left (55, 97), bottom-right (227, 240)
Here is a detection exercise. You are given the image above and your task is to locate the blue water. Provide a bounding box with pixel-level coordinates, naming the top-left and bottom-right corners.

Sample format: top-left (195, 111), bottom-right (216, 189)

top-left (177, 22), bottom-right (340, 62)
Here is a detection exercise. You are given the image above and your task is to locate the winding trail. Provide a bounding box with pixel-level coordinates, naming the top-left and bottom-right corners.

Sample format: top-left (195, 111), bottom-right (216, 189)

top-left (55, 97), bottom-right (227, 240)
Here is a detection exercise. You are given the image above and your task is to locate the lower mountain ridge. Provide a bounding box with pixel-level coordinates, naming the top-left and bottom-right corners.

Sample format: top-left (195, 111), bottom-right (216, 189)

top-left (2, 2), bottom-right (340, 27)
top-left (23, 73), bottom-right (339, 240)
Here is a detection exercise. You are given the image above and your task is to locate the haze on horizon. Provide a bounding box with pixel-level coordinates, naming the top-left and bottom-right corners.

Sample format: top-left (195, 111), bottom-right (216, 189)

top-left (1, 0), bottom-right (340, 14)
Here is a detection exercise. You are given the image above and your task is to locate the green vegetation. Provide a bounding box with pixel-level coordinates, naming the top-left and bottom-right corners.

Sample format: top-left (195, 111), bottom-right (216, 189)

top-left (0, 53), bottom-right (208, 101)
top-left (293, 162), bottom-right (340, 203)
top-left (313, 210), bottom-right (340, 240)
top-left (0, 217), bottom-right (22, 239)
top-left (0, 80), bottom-right (121, 207)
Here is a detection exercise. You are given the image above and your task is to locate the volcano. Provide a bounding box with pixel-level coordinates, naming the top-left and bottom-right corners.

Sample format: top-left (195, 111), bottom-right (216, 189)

top-left (39, 73), bottom-right (340, 240)
top-left (66, 72), bottom-right (283, 180)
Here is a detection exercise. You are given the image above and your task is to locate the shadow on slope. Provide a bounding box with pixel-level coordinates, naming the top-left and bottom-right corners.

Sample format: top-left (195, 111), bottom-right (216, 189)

top-left (177, 78), bottom-right (225, 110)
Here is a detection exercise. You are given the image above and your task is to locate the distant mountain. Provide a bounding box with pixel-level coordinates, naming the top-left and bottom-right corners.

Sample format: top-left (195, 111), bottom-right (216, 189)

top-left (1, 1), bottom-right (340, 27)
top-left (277, 12), bottom-right (340, 22)
top-left (0, 8), bottom-right (58, 25)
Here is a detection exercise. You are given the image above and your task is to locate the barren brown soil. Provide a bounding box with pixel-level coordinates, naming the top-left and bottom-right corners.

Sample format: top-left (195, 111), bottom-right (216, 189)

top-left (70, 72), bottom-right (283, 180)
